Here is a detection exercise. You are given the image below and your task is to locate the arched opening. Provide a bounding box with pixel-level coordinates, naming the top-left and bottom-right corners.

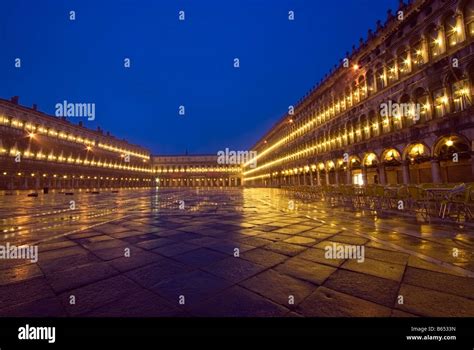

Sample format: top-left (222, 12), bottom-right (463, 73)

top-left (352, 81), bottom-right (360, 104)
top-left (432, 86), bottom-right (449, 118)
top-left (369, 110), bottom-right (380, 137)
top-left (381, 148), bottom-right (402, 184)
top-left (446, 69), bottom-right (472, 112)
top-left (366, 69), bottom-right (375, 96)
top-left (433, 135), bottom-right (473, 182)
top-left (375, 64), bottom-right (386, 91)
top-left (386, 56), bottom-right (398, 85)
top-left (413, 87), bottom-right (431, 123)
top-left (358, 75), bottom-right (367, 100)
top-left (426, 24), bottom-right (443, 59)
top-left (345, 86), bottom-right (352, 108)
top-left (326, 160), bottom-right (336, 184)
top-left (363, 152), bottom-right (379, 184)
top-left (397, 46), bottom-right (411, 77)
top-left (360, 115), bottom-right (370, 140)
top-left (349, 156), bottom-right (363, 185)
top-left (410, 35), bottom-right (426, 70)
top-left (403, 93), bottom-right (418, 128)
top-left (403, 143), bottom-right (432, 184)
top-left (444, 11), bottom-right (463, 49)
top-left (464, 0), bottom-right (474, 38)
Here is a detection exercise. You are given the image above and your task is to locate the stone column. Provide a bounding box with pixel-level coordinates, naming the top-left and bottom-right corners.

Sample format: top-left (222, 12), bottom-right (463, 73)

top-left (361, 166), bottom-right (368, 185)
top-left (378, 163), bottom-right (387, 185)
top-left (430, 158), bottom-right (442, 184)
top-left (402, 160), bottom-right (411, 185)
top-left (325, 171), bottom-right (330, 185)
top-left (335, 170), bottom-right (339, 185)
top-left (471, 150), bottom-right (474, 181)
top-left (316, 170), bottom-right (321, 186)
top-left (309, 170), bottom-right (314, 186)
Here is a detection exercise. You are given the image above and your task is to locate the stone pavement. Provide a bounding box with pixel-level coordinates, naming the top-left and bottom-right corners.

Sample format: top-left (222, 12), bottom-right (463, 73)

top-left (0, 188), bottom-right (473, 317)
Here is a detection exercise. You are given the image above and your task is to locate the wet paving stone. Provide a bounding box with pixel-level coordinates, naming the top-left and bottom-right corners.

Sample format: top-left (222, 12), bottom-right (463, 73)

top-left (203, 256), bottom-right (266, 283)
top-left (240, 269), bottom-right (315, 307)
top-left (275, 257), bottom-right (336, 285)
top-left (297, 286), bottom-right (392, 317)
top-left (0, 188), bottom-right (473, 317)
top-left (84, 290), bottom-right (179, 317)
top-left (152, 242), bottom-right (199, 257)
top-left (1, 296), bottom-right (68, 317)
top-left (189, 285), bottom-right (289, 317)
top-left (135, 237), bottom-right (176, 250)
top-left (283, 236), bottom-right (317, 246)
top-left (297, 248), bottom-right (346, 267)
top-left (108, 250), bottom-right (162, 272)
top-left (241, 248), bottom-right (288, 268)
top-left (263, 242), bottom-right (308, 256)
top-left (329, 235), bottom-right (369, 245)
top-left (152, 270), bottom-right (233, 307)
top-left (407, 255), bottom-right (467, 277)
top-left (403, 267), bottom-right (474, 299)
top-left (0, 264), bottom-right (44, 286)
top-left (341, 257), bottom-right (406, 282)
top-left (323, 269), bottom-right (399, 307)
top-left (59, 275), bottom-right (147, 316)
top-left (173, 248), bottom-right (228, 268)
top-left (38, 240), bottom-right (78, 252)
top-left (364, 246), bottom-right (410, 266)
top-left (125, 258), bottom-right (192, 289)
top-left (206, 241), bottom-right (255, 256)
top-left (0, 278), bottom-right (55, 310)
top-left (92, 246), bottom-right (144, 261)
top-left (237, 236), bottom-right (273, 247)
top-left (46, 262), bottom-right (119, 293)
top-left (37, 252), bottom-right (102, 274)
top-left (396, 284), bottom-right (474, 317)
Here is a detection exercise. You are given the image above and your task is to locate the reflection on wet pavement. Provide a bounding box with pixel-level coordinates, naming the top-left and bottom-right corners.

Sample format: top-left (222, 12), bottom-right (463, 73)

top-left (0, 188), bottom-right (473, 317)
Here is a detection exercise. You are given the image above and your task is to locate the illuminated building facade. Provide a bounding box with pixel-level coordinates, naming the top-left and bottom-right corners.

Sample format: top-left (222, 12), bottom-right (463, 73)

top-left (152, 155), bottom-right (242, 187)
top-left (0, 97), bottom-right (153, 190)
top-left (244, 0), bottom-right (474, 187)
top-left (0, 97), bottom-right (243, 191)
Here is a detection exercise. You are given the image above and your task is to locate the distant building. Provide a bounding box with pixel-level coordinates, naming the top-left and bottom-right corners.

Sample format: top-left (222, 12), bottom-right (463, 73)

top-left (152, 155), bottom-right (242, 187)
top-left (0, 97), bottom-right (152, 190)
top-left (244, 0), bottom-right (474, 187)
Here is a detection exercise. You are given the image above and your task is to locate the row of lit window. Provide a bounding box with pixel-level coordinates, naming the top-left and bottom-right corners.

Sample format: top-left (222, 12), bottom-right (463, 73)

top-left (250, 6), bottom-right (474, 167)
top-left (156, 178), bottom-right (234, 181)
top-left (155, 167), bottom-right (241, 173)
top-left (0, 115), bottom-right (150, 160)
top-left (288, 13), bottom-right (471, 138)
top-left (243, 85), bottom-right (469, 176)
top-left (245, 139), bottom-right (458, 181)
top-left (1, 172), bottom-right (151, 181)
top-left (0, 148), bottom-right (152, 173)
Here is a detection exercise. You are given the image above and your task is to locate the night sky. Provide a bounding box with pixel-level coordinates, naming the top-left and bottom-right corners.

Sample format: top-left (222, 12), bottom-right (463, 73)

top-left (1, 0), bottom-right (398, 155)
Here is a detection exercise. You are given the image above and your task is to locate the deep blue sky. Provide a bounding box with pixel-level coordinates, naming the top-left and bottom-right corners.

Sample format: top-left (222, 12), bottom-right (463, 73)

top-left (1, 0), bottom-right (398, 155)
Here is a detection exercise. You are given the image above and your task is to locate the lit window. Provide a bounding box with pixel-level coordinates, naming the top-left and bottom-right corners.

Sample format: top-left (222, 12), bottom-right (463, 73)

top-left (433, 89), bottom-right (449, 117)
top-left (465, 0), bottom-right (474, 37)
top-left (452, 80), bottom-right (471, 112)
